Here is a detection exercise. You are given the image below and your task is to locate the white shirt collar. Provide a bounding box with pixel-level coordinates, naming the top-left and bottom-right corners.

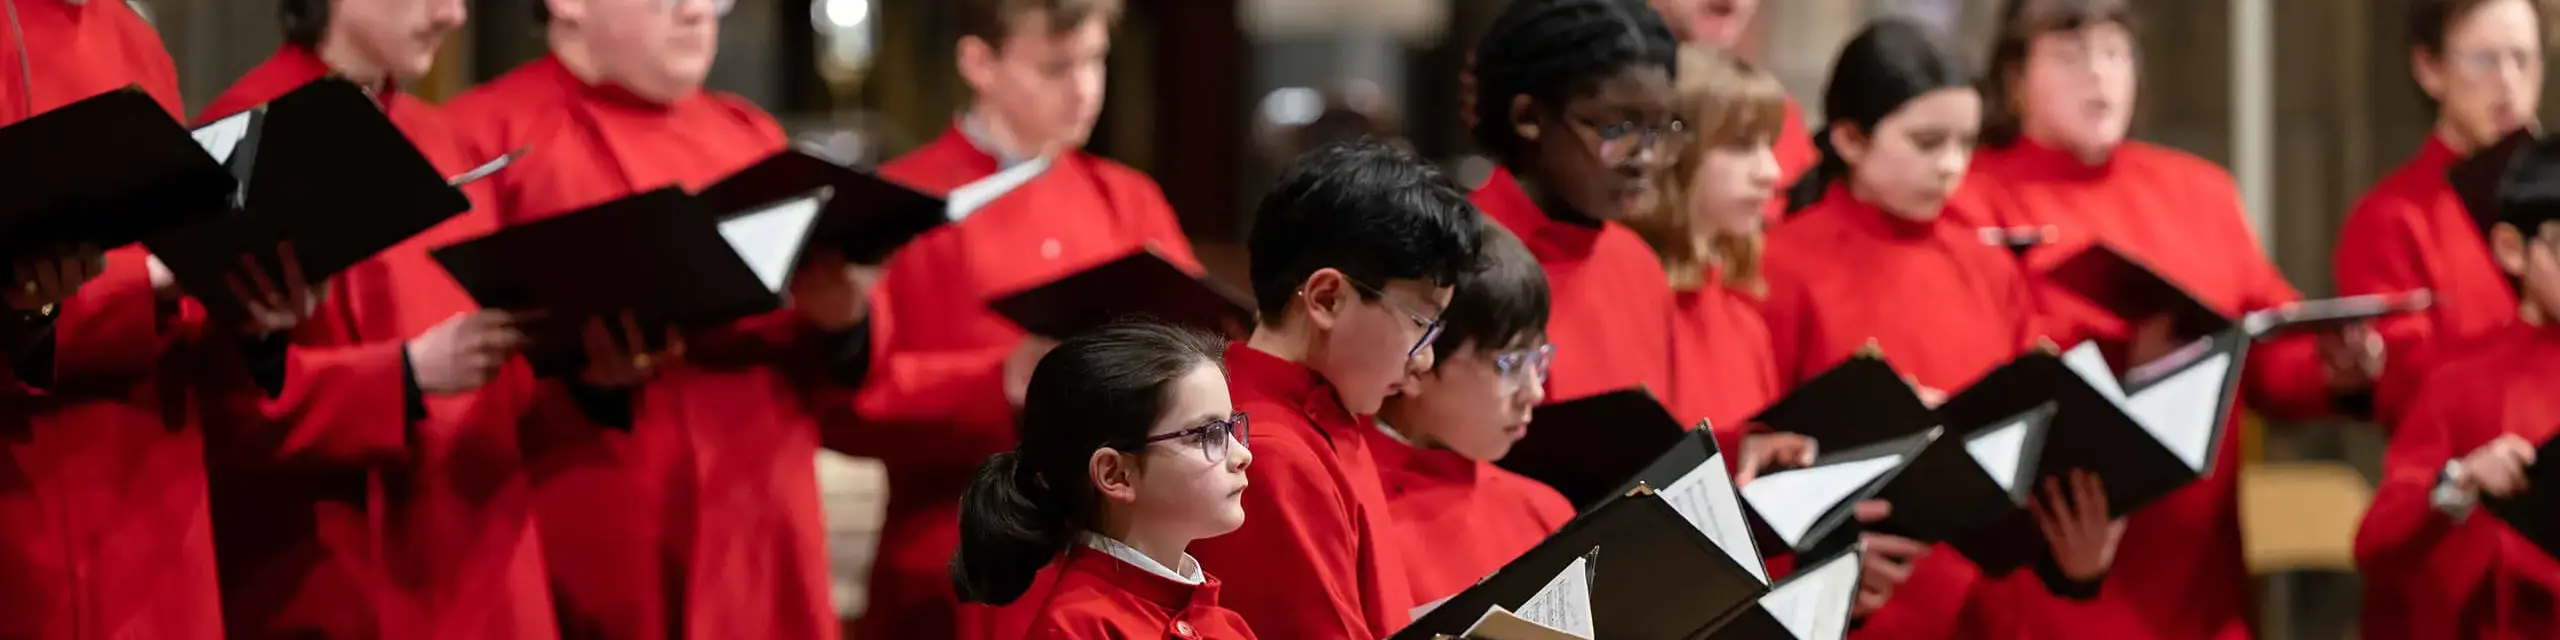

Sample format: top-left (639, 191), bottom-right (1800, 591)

top-left (1082, 532), bottom-right (1204, 585)
top-left (958, 112), bottom-right (1039, 170)
top-left (1374, 419), bottom-right (1417, 447)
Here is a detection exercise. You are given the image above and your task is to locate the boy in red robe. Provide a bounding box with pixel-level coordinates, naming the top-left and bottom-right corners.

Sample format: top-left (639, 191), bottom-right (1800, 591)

top-left (835, 0), bottom-right (1206, 637)
top-left (2335, 0), bottom-right (2541, 429)
top-left (1369, 224), bottom-right (1574, 610)
top-left (1187, 141), bottom-right (1480, 639)
top-left (2355, 136), bottom-right (2560, 639)
top-left (442, 0), bottom-right (873, 637)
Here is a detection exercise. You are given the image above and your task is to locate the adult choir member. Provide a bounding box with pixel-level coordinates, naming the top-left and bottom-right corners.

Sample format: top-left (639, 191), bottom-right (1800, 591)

top-left (1964, 1), bottom-right (2384, 636)
top-left (1187, 141), bottom-right (1479, 639)
top-left (443, 0), bottom-right (863, 636)
top-left (2354, 141), bottom-right (2560, 638)
top-left (1644, 0), bottom-right (1818, 213)
top-left (2335, 0), bottom-right (2541, 428)
top-left (839, 0), bottom-right (1201, 637)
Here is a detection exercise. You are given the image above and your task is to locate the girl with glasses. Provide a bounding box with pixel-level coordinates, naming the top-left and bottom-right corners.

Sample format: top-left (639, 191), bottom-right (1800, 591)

top-left (954, 321), bottom-right (1257, 639)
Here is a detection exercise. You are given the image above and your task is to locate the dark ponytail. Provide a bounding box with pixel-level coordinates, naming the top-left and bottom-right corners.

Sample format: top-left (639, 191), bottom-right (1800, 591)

top-left (1782, 18), bottom-right (1975, 214)
top-left (949, 320), bottom-right (1230, 605)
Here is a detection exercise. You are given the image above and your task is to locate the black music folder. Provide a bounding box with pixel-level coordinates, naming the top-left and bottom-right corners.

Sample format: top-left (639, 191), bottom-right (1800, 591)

top-left (431, 186), bottom-right (828, 373)
top-left (1858, 403), bottom-right (2056, 544)
top-left (1746, 352), bottom-right (1939, 452)
top-left (2484, 434), bottom-right (2560, 561)
top-left (2046, 243), bottom-right (2428, 342)
top-left (1704, 545), bottom-right (1863, 640)
top-left (2451, 128), bottom-right (2538, 236)
top-left (143, 78), bottom-right (479, 318)
top-left (1499, 388), bottom-right (1698, 509)
top-left (988, 247), bottom-right (1254, 341)
top-left (694, 146), bottom-right (949, 265)
top-left (1739, 428), bottom-right (1938, 559)
top-left (1577, 425), bottom-right (1771, 585)
top-left (1393, 490), bottom-right (1768, 640)
top-left (0, 85), bottom-right (235, 256)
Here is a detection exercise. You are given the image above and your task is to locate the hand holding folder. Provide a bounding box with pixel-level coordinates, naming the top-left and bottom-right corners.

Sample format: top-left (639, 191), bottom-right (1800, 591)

top-left (988, 247), bottom-right (1254, 341)
top-left (2045, 242), bottom-right (2428, 343)
top-left (0, 86), bottom-right (235, 257)
top-left (2481, 433), bottom-right (2560, 562)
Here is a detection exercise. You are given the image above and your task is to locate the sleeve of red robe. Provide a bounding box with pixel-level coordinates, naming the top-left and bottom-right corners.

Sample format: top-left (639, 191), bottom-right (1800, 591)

top-left (1187, 432), bottom-right (1378, 640)
top-left (1, 247), bottom-right (195, 397)
top-left (2352, 371), bottom-right (2502, 637)
top-left (2332, 195), bottom-right (2439, 428)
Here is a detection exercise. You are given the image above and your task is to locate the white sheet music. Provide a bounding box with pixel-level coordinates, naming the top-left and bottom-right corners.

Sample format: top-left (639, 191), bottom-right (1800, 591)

top-left (2120, 351), bottom-right (2234, 472)
top-left (1760, 549), bottom-right (1861, 640)
top-left (1661, 452), bottom-right (1769, 584)
top-left (1740, 454), bottom-right (1908, 547)
top-left (1964, 417), bottom-right (2033, 493)
top-left (192, 111), bottom-right (253, 163)
top-left (718, 194), bottom-right (826, 293)
top-left (1516, 555), bottom-right (1596, 638)
top-left (1409, 593), bottom-right (1454, 622)
top-left (2059, 341), bottom-right (2127, 402)
top-left (944, 154), bottom-right (1053, 222)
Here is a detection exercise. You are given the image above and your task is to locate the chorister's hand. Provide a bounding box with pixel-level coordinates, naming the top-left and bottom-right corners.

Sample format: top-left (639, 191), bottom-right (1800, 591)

top-left (2458, 434), bottom-right (2538, 499)
top-left (5, 243), bottom-right (106, 311)
top-left (2034, 469), bottom-right (2127, 582)
top-left (1852, 500), bottom-right (1927, 617)
top-left (1734, 430), bottom-right (1818, 486)
top-left (580, 311), bottom-right (686, 389)
top-left (788, 248), bottom-right (881, 331)
top-left (227, 242), bottom-right (326, 336)
top-left (1902, 374), bottom-right (1949, 409)
top-left (1003, 335), bottom-right (1061, 408)
top-left (407, 310), bottom-right (531, 395)
top-left (2317, 321), bottom-right (2385, 393)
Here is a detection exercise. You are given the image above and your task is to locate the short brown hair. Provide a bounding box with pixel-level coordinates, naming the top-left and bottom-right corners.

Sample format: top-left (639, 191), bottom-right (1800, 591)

top-left (1980, 0), bottom-right (2137, 147)
top-left (2411, 0), bottom-right (2546, 55)
top-left (958, 0), bottom-right (1125, 48)
top-left (1630, 46), bottom-right (1786, 294)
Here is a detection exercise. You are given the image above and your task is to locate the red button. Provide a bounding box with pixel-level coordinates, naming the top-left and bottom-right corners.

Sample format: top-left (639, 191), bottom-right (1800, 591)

top-left (1173, 619), bottom-right (1198, 639)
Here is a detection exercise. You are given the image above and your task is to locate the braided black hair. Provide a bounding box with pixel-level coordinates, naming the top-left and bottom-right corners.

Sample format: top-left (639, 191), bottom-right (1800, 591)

top-left (1468, 0), bottom-right (1678, 164)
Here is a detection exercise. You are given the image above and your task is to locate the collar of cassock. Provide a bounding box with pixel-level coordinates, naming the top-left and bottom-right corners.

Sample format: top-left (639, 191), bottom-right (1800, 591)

top-left (958, 112), bottom-right (1040, 170)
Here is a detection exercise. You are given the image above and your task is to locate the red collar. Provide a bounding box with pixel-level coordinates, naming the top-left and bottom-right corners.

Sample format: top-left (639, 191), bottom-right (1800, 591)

top-left (1983, 135), bottom-right (2116, 182)
top-left (926, 124), bottom-right (1004, 182)
top-left (1063, 544), bottom-right (1222, 612)
top-left (1473, 167), bottom-right (1607, 260)
top-left (2414, 134), bottom-right (2464, 176)
top-left (1224, 342), bottom-right (1361, 434)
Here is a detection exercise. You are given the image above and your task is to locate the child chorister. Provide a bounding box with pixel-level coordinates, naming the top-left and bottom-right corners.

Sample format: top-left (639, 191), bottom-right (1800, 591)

top-left (952, 322), bottom-right (1258, 640)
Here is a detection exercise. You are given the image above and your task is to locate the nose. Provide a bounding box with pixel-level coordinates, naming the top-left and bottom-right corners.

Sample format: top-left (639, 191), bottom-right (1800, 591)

top-left (1227, 434), bottom-right (1253, 471)
top-left (431, 0), bottom-right (467, 27)
top-left (1517, 375), bottom-right (1546, 409)
top-left (1408, 343), bottom-right (1437, 374)
top-left (1747, 144), bottom-right (1781, 187)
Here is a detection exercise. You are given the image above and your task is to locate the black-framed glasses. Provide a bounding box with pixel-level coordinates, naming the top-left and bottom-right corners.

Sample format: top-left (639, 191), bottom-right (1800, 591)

top-left (1492, 344), bottom-right (1555, 392)
top-left (1120, 412), bottom-right (1251, 464)
top-left (1347, 279), bottom-right (1445, 358)
top-left (1579, 118), bottom-right (1693, 164)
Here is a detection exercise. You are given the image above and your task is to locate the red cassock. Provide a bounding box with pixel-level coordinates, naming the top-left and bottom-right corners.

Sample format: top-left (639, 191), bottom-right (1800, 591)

top-left (1187, 344), bottom-right (1415, 640)
top-left (1015, 545), bottom-right (1260, 640)
top-left (1963, 138), bottom-right (2340, 640)
top-left (1470, 169), bottom-right (1680, 411)
top-left (840, 124), bottom-right (1200, 640)
top-left (1363, 427), bottom-right (1575, 608)
top-left (1767, 98), bottom-right (1819, 223)
top-left (2353, 323), bottom-right (2560, 640)
top-left (2333, 136), bottom-right (2516, 429)
top-left (0, 2), bottom-right (226, 637)
top-left (186, 45), bottom-right (557, 638)
top-left (442, 56), bottom-right (838, 639)
top-left (1666, 272), bottom-right (1780, 437)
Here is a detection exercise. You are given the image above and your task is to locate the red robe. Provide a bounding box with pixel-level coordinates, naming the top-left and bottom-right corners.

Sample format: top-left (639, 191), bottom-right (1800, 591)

top-left (1963, 137), bottom-right (2339, 639)
top-left (2353, 322), bottom-right (2560, 639)
top-left (1767, 98), bottom-right (1818, 223)
top-left (2333, 136), bottom-right (2516, 429)
top-left (842, 124), bottom-right (1199, 640)
top-left (442, 55), bottom-right (836, 640)
top-left (1017, 544), bottom-right (1260, 640)
top-left (1470, 168), bottom-right (1679, 412)
top-left (187, 46), bottom-right (555, 639)
top-left (1664, 276), bottom-right (1773, 474)
top-left (0, 3), bottom-right (225, 637)
top-left (1363, 426), bottom-right (1575, 607)
top-left (1188, 343), bottom-right (1415, 639)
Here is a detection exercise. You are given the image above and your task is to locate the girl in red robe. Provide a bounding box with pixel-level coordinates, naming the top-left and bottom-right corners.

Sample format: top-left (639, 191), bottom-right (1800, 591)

top-left (2335, 0), bottom-right (2541, 430)
top-left (1963, 1), bottom-right (2384, 637)
top-left (954, 322), bottom-right (1257, 640)
top-left (1370, 225), bottom-right (1574, 609)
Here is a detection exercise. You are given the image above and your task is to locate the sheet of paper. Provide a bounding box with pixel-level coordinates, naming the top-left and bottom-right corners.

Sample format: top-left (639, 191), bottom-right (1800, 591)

top-left (2059, 341), bottom-right (2126, 402)
top-left (1759, 549), bottom-right (1861, 640)
top-left (717, 195), bottom-right (825, 293)
top-left (945, 154), bottom-right (1053, 221)
top-left (1462, 607), bottom-right (1590, 640)
top-left (1410, 593), bottom-right (1455, 622)
top-left (1661, 452), bottom-right (1768, 584)
top-left (2120, 351), bottom-right (2234, 472)
top-left (1740, 454), bottom-right (1907, 547)
top-left (1514, 555), bottom-right (1595, 639)
top-left (192, 111), bottom-right (253, 164)
top-left (1964, 417), bottom-right (2033, 493)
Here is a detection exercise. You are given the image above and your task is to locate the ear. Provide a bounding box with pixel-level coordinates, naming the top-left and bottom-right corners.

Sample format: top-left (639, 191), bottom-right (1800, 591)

top-left (2413, 47), bottom-right (2448, 102)
top-left (1509, 94), bottom-right (1541, 144)
top-left (958, 35), bottom-right (1001, 96)
top-left (1298, 268), bottom-right (1354, 332)
top-left (1831, 124), bottom-right (1872, 169)
top-left (2493, 222), bottom-right (2531, 276)
top-left (1089, 448), bottom-right (1140, 505)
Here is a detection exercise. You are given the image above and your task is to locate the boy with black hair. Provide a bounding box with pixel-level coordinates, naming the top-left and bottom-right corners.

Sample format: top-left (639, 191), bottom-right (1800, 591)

top-left (2356, 136), bottom-right (2560, 638)
top-left (1186, 139), bottom-right (1481, 640)
top-left (1365, 223), bottom-right (1575, 610)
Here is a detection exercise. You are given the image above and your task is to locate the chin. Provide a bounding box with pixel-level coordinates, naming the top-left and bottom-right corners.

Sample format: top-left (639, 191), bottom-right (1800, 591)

top-left (1209, 506), bottom-right (1247, 536)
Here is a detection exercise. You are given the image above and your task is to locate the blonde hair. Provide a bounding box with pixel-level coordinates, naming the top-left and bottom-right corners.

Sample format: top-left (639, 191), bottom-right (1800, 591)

top-left (1629, 46), bottom-right (1789, 294)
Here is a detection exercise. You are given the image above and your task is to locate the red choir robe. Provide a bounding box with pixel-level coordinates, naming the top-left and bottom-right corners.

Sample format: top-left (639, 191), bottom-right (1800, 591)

top-left (0, 3), bottom-right (227, 637)
top-left (1664, 273), bottom-right (1778, 465)
top-left (1962, 137), bottom-right (2340, 640)
top-left (2353, 322), bottom-right (2560, 640)
top-left (2333, 136), bottom-right (2517, 429)
top-left (186, 45), bottom-right (556, 638)
top-left (1015, 540), bottom-right (1260, 640)
top-left (1470, 168), bottom-right (1680, 412)
top-left (842, 123), bottom-right (1199, 640)
top-left (1767, 98), bottom-right (1818, 223)
top-left (1757, 184), bottom-right (2042, 640)
top-left (1363, 426), bottom-right (1575, 608)
top-left (442, 55), bottom-right (837, 640)
top-left (1187, 344), bottom-right (1415, 639)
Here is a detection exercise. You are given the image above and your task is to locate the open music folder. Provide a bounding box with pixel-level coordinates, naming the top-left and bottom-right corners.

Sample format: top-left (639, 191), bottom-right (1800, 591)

top-left (988, 246), bottom-right (1255, 341)
top-left (1746, 352), bottom-right (1940, 452)
top-left (693, 146), bottom-right (951, 265)
top-left (1393, 490), bottom-right (1767, 640)
top-left (1739, 428), bottom-right (1938, 559)
top-left (1706, 545), bottom-right (1863, 640)
top-left (2046, 242), bottom-right (2430, 342)
top-left (0, 85), bottom-right (235, 257)
top-left (1858, 403), bottom-right (2057, 545)
top-left (1498, 389), bottom-right (1697, 509)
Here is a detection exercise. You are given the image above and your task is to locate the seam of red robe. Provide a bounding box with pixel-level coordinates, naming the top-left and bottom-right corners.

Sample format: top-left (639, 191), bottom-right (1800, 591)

top-left (1365, 427), bottom-right (1574, 607)
top-left (0, 2), bottom-right (226, 638)
top-left (1021, 544), bottom-right (1261, 640)
top-left (2334, 136), bottom-right (2517, 430)
top-left (1470, 168), bottom-right (1682, 416)
top-left (1187, 342), bottom-right (1413, 640)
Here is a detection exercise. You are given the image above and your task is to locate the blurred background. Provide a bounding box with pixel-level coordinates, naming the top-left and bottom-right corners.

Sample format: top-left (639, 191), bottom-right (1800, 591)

top-left (134, 0), bottom-right (2526, 636)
